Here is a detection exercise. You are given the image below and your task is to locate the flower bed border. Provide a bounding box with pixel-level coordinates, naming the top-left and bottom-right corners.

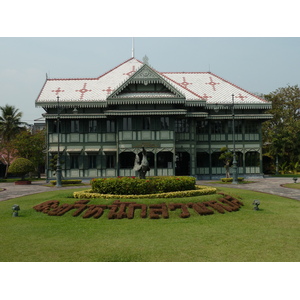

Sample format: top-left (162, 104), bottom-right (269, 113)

top-left (73, 185), bottom-right (217, 199)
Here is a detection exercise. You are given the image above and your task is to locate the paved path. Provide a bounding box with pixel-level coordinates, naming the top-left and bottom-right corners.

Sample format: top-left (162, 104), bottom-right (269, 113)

top-left (200, 177), bottom-right (300, 201)
top-left (0, 177), bottom-right (299, 202)
top-left (0, 181), bottom-right (86, 202)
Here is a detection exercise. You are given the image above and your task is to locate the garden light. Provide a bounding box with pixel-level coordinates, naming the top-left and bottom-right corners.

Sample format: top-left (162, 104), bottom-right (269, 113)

top-left (12, 204), bottom-right (20, 217)
top-left (252, 200), bottom-right (260, 211)
top-left (293, 177), bottom-right (298, 183)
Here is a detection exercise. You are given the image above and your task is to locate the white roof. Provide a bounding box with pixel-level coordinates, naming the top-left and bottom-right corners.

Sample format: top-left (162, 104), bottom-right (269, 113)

top-left (161, 72), bottom-right (266, 104)
top-left (36, 57), bottom-right (268, 105)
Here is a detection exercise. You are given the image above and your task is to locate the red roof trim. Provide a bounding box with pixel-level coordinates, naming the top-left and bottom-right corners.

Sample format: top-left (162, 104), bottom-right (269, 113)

top-left (160, 73), bottom-right (204, 100)
top-left (45, 57), bottom-right (143, 82)
top-left (162, 71), bottom-right (267, 103)
top-left (208, 72), bottom-right (268, 102)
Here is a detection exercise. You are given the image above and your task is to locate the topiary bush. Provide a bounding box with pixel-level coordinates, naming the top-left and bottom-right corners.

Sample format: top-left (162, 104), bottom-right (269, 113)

top-left (8, 158), bottom-right (35, 181)
top-left (221, 177), bottom-right (244, 183)
top-left (50, 179), bottom-right (82, 185)
top-left (74, 185), bottom-right (217, 199)
top-left (90, 176), bottom-right (196, 195)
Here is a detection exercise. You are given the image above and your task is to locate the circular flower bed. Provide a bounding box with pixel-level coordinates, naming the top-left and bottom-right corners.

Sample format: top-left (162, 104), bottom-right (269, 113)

top-left (90, 176), bottom-right (197, 195)
top-left (74, 185), bottom-right (217, 199)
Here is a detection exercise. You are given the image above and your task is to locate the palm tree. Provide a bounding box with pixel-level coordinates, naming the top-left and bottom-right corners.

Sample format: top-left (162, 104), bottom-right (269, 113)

top-left (0, 104), bottom-right (27, 178)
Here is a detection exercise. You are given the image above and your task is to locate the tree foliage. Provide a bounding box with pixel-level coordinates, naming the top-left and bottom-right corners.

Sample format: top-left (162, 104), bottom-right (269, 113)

top-left (12, 129), bottom-right (46, 176)
top-left (263, 85), bottom-right (300, 173)
top-left (8, 158), bottom-right (35, 180)
top-left (0, 105), bottom-right (27, 178)
top-left (219, 147), bottom-right (233, 178)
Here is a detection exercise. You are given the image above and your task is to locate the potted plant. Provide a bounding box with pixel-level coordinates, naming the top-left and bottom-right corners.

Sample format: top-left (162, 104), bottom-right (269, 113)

top-left (8, 158), bottom-right (35, 185)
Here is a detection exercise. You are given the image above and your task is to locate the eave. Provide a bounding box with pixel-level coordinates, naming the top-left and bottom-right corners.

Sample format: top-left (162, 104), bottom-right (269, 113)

top-left (207, 114), bottom-right (273, 120)
top-left (36, 101), bottom-right (107, 109)
top-left (43, 113), bottom-right (107, 119)
top-left (104, 110), bottom-right (187, 116)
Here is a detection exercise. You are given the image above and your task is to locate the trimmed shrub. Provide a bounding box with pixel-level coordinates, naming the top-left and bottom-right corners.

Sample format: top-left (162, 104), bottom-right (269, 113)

top-left (90, 176), bottom-right (196, 195)
top-left (221, 177), bottom-right (244, 183)
top-left (8, 158), bottom-right (35, 180)
top-left (73, 185), bottom-right (217, 199)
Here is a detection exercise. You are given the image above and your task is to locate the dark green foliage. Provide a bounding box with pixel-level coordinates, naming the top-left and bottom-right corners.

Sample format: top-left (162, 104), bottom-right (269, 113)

top-left (219, 147), bottom-right (233, 178)
top-left (91, 176), bottom-right (196, 195)
top-left (263, 85), bottom-right (300, 173)
top-left (221, 177), bottom-right (244, 183)
top-left (8, 158), bottom-right (35, 180)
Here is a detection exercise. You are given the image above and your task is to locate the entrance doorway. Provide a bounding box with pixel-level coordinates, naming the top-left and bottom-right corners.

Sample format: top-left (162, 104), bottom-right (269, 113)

top-left (175, 152), bottom-right (190, 175)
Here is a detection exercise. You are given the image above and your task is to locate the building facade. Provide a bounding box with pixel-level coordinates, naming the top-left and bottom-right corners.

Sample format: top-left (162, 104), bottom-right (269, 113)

top-left (35, 58), bottom-right (272, 180)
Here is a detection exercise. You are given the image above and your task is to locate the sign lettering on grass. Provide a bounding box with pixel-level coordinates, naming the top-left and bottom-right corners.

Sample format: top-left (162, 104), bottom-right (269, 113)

top-left (33, 194), bottom-right (243, 219)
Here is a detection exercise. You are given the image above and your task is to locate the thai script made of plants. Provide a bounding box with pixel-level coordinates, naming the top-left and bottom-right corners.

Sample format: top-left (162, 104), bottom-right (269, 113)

top-left (33, 193), bottom-right (244, 220)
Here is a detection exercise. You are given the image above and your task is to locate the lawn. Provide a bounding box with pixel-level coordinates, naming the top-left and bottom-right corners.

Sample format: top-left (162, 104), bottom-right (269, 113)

top-left (0, 186), bottom-right (299, 262)
top-left (282, 183), bottom-right (300, 189)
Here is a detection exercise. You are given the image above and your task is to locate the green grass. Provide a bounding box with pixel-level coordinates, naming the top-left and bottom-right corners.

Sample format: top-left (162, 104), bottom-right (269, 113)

top-left (0, 187), bottom-right (299, 262)
top-left (0, 178), bottom-right (45, 183)
top-left (282, 183), bottom-right (300, 189)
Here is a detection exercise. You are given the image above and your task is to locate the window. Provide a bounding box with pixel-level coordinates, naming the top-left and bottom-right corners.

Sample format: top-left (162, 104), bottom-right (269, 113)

top-left (119, 152), bottom-right (136, 168)
top-left (245, 121), bottom-right (259, 134)
top-left (196, 152), bottom-right (210, 167)
top-left (89, 120), bottom-right (98, 133)
top-left (175, 119), bottom-right (189, 133)
top-left (70, 154), bottom-right (79, 169)
top-left (88, 155), bottom-right (97, 169)
top-left (106, 154), bottom-right (116, 168)
top-left (71, 120), bottom-right (80, 133)
top-left (211, 152), bottom-right (223, 167)
top-left (211, 121), bottom-right (225, 134)
top-left (157, 152), bottom-right (173, 168)
top-left (123, 117), bottom-right (132, 130)
top-left (106, 120), bottom-right (115, 133)
top-left (245, 151), bottom-right (260, 167)
top-left (228, 120), bottom-right (243, 134)
top-left (196, 120), bottom-right (208, 134)
top-left (52, 120), bottom-right (61, 133)
top-left (160, 117), bottom-right (169, 130)
top-left (143, 117), bottom-right (151, 130)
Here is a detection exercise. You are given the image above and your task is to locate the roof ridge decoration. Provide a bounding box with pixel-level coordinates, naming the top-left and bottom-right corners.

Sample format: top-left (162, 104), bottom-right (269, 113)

top-left (206, 72), bottom-right (268, 103)
top-left (107, 64), bottom-right (186, 101)
top-left (160, 73), bottom-right (205, 100)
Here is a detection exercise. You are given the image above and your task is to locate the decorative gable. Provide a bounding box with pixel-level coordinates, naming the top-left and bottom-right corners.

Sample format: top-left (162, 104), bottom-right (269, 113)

top-left (107, 64), bottom-right (186, 104)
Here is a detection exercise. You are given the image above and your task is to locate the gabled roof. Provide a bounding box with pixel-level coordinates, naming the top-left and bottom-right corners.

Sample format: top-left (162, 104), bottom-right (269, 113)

top-left (35, 57), bottom-right (269, 108)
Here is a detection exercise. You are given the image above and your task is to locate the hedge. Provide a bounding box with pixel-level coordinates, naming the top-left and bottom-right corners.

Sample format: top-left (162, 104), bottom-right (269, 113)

top-left (73, 185), bottom-right (217, 199)
top-left (50, 179), bottom-right (82, 185)
top-left (90, 176), bottom-right (196, 195)
top-left (221, 177), bottom-right (244, 183)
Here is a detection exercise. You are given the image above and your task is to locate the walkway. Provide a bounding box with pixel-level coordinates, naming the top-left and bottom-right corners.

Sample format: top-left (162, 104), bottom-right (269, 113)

top-left (0, 177), bottom-right (299, 202)
top-left (0, 181), bottom-right (83, 202)
top-left (200, 177), bottom-right (300, 201)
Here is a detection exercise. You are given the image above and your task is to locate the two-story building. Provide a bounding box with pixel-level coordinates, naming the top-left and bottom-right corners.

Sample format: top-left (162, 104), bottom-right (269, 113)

top-left (35, 57), bottom-right (272, 180)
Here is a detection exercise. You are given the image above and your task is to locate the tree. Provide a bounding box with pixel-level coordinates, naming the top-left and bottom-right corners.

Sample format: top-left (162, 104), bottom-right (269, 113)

top-left (8, 158), bottom-right (35, 181)
top-left (262, 85), bottom-right (300, 173)
top-left (12, 129), bottom-right (46, 177)
top-left (219, 147), bottom-right (233, 178)
top-left (0, 105), bottom-right (27, 178)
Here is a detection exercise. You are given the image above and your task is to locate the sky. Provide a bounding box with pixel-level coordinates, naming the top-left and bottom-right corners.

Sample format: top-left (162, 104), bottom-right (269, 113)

top-left (1, 37), bottom-right (300, 124)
